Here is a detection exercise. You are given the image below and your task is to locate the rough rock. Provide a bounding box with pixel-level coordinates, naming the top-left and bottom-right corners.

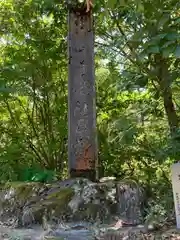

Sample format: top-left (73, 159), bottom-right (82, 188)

top-left (1, 223), bottom-right (180, 240)
top-left (98, 225), bottom-right (180, 240)
top-left (0, 178), bottom-right (143, 228)
top-left (116, 179), bottom-right (143, 224)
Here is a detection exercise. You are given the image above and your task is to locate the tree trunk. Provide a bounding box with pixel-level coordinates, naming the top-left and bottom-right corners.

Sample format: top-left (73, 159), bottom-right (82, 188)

top-left (155, 55), bottom-right (179, 135)
top-left (162, 85), bottom-right (178, 135)
top-left (68, 9), bottom-right (98, 181)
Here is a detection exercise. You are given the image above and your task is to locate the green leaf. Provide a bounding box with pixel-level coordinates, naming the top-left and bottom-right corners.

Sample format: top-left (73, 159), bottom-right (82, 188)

top-left (161, 40), bottom-right (175, 49)
top-left (165, 32), bottom-right (180, 40)
top-left (162, 45), bottom-right (175, 57)
top-left (107, 0), bottom-right (117, 8)
top-left (174, 17), bottom-right (180, 25)
top-left (0, 87), bottom-right (14, 93)
top-left (174, 45), bottom-right (180, 58)
top-left (158, 14), bottom-right (170, 29)
top-left (149, 34), bottom-right (166, 46)
top-left (136, 76), bottom-right (148, 87)
top-left (147, 45), bottom-right (160, 54)
top-left (136, 0), bottom-right (144, 12)
top-left (145, 34), bottom-right (166, 50)
top-left (119, 0), bottom-right (126, 7)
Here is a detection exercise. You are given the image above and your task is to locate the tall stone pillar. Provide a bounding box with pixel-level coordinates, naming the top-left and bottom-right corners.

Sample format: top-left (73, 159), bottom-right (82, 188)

top-left (68, 5), bottom-right (98, 181)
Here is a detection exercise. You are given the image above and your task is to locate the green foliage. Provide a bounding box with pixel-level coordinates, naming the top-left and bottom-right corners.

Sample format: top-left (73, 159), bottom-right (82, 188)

top-left (95, 0), bottom-right (180, 220)
top-left (0, 0), bottom-right (68, 180)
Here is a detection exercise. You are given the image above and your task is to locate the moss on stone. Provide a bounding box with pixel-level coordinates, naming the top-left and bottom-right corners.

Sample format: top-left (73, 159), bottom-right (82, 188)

top-left (1, 181), bottom-right (43, 200)
top-left (46, 187), bottom-right (73, 200)
top-left (2, 181), bottom-right (42, 189)
top-left (22, 186), bottom-right (74, 222)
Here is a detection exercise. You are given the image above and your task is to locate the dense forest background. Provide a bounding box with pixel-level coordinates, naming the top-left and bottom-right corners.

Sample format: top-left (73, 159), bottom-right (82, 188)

top-left (0, 0), bottom-right (180, 222)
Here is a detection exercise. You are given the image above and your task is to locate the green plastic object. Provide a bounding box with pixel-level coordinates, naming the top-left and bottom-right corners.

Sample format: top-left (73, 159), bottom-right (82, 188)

top-left (18, 167), bottom-right (56, 183)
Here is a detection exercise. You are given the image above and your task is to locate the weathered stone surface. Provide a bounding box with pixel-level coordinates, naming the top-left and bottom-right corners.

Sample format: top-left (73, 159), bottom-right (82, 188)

top-left (46, 229), bottom-right (94, 240)
top-left (0, 178), bottom-right (143, 229)
top-left (1, 223), bottom-right (180, 240)
top-left (116, 180), bottom-right (143, 225)
top-left (68, 7), bottom-right (98, 181)
top-left (99, 225), bottom-right (180, 240)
